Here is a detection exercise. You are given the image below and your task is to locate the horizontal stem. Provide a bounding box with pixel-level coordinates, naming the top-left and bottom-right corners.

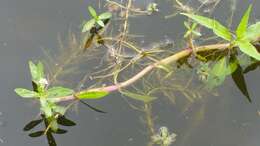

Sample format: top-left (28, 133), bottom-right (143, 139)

top-left (54, 41), bottom-right (250, 102)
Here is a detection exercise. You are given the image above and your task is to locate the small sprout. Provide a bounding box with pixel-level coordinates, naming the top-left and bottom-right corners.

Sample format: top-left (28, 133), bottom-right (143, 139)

top-left (152, 126), bottom-right (177, 146)
top-left (183, 21), bottom-right (201, 38)
top-left (147, 3), bottom-right (159, 14)
top-left (82, 6), bottom-right (112, 32)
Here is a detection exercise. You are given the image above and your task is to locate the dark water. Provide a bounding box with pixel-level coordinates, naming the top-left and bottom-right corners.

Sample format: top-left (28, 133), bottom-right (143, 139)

top-left (0, 0), bottom-right (260, 146)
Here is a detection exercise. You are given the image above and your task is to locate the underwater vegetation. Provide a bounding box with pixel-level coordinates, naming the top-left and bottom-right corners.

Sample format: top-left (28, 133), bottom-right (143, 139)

top-left (14, 0), bottom-right (260, 146)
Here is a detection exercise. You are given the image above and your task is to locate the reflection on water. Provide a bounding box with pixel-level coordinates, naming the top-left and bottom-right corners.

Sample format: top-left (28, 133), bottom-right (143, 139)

top-left (0, 0), bottom-right (260, 146)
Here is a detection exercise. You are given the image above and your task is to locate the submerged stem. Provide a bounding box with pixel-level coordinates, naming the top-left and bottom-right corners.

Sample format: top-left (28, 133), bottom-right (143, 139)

top-left (54, 39), bottom-right (260, 102)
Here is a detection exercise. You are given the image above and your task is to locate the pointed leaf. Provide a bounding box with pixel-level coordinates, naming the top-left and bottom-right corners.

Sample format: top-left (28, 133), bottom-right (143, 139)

top-left (14, 88), bottom-right (38, 98)
top-left (99, 12), bottom-right (112, 20)
top-left (243, 61), bottom-right (260, 73)
top-left (46, 132), bottom-right (57, 146)
top-left (23, 119), bottom-right (43, 131)
top-left (181, 13), bottom-right (232, 41)
top-left (88, 6), bottom-right (97, 18)
top-left (57, 116), bottom-right (76, 126)
top-left (96, 20), bottom-right (105, 27)
top-left (75, 90), bottom-right (109, 99)
top-left (52, 128), bottom-right (67, 134)
top-left (121, 91), bottom-right (157, 103)
top-left (236, 40), bottom-right (260, 60)
top-left (28, 131), bottom-right (45, 137)
top-left (37, 61), bottom-right (45, 80)
top-left (244, 22), bottom-right (260, 41)
top-left (29, 61), bottom-right (39, 82)
top-left (236, 5), bottom-right (252, 39)
top-left (82, 19), bottom-right (96, 33)
top-left (230, 56), bottom-right (251, 102)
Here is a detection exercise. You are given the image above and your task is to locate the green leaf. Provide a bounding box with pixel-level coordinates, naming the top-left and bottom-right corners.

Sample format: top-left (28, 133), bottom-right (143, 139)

top-left (14, 88), bottom-right (38, 98)
top-left (181, 13), bottom-right (232, 41)
top-left (236, 40), bottom-right (260, 60)
top-left (121, 91), bottom-right (157, 103)
top-left (37, 61), bottom-right (45, 79)
top-left (57, 116), bottom-right (76, 126)
top-left (206, 57), bottom-right (227, 89)
top-left (244, 22), bottom-right (260, 41)
top-left (82, 19), bottom-right (96, 33)
top-left (29, 131), bottom-right (45, 137)
top-left (88, 6), bottom-right (97, 18)
top-left (28, 61), bottom-right (45, 84)
top-left (51, 128), bottom-right (67, 134)
top-left (29, 61), bottom-right (39, 82)
top-left (211, 57), bottom-right (227, 77)
top-left (47, 87), bottom-right (73, 98)
top-left (230, 55), bottom-right (251, 102)
top-left (23, 119), bottom-right (43, 131)
top-left (46, 132), bottom-right (57, 146)
top-left (236, 5), bottom-right (252, 39)
top-left (75, 90), bottom-right (109, 99)
top-left (99, 12), bottom-right (112, 20)
top-left (96, 20), bottom-right (105, 27)
top-left (226, 59), bottom-right (238, 75)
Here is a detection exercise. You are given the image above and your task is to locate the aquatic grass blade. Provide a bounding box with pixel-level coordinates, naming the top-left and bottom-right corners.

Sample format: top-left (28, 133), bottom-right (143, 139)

top-left (80, 100), bottom-right (106, 113)
top-left (181, 13), bottom-right (232, 41)
top-left (236, 40), bottom-right (260, 60)
top-left (28, 131), bottom-right (45, 137)
top-left (57, 116), bottom-right (76, 126)
top-left (23, 119), bottom-right (43, 131)
top-left (236, 5), bottom-right (252, 39)
top-left (121, 91), bottom-right (157, 103)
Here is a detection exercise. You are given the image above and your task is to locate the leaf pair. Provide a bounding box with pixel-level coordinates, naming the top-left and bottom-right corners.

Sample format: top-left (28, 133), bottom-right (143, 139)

top-left (24, 115), bottom-right (76, 146)
top-left (82, 6), bottom-right (112, 32)
top-left (181, 4), bottom-right (260, 60)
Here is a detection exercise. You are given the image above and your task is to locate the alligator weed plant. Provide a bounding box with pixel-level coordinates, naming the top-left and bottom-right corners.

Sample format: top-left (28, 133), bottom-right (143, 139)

top-left (14, 1), bottom-right (260, 146)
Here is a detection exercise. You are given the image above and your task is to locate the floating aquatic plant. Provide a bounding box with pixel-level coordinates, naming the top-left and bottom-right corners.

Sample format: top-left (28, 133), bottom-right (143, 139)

top-left (152, 126), bottom-right (177, 146)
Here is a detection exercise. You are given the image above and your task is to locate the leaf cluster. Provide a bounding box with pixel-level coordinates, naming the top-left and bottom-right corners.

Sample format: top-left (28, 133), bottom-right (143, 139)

top-left (23, 114), bottom-right (76, 146)
top-left (181, 5), bottom-right (260, 60)
top-left (82, 6), bottom-right (112, 33)
top-left (14, 61), bottom-right (74, 131)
